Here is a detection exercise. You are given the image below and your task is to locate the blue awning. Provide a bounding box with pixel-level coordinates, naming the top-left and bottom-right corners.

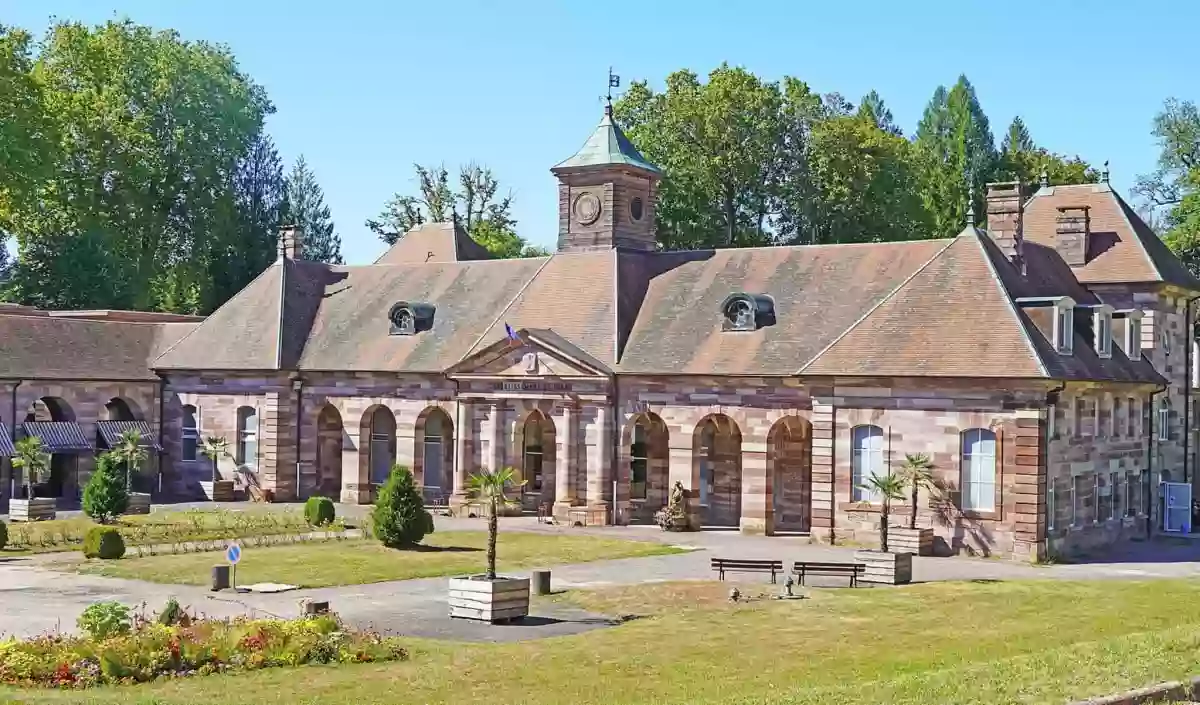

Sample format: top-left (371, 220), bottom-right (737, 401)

top-left (96, 421), bottom-right (162, 451)
top-left (0, 424), bottom-right (13, 457)
top-left (21, 422), bottom-right (93, 453)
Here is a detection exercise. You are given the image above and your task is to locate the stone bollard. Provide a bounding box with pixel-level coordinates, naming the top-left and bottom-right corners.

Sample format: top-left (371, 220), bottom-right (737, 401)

top-left (211, 565), bottom-right (230, 591)
top-left (531, 570), bottom-right (551, 595)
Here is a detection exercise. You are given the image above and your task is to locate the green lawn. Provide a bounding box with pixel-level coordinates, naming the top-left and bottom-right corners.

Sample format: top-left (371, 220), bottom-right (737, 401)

top-left (8, 579), bottom-right (1200, 704)
top-left (77, 531), bottom-right (684, 587)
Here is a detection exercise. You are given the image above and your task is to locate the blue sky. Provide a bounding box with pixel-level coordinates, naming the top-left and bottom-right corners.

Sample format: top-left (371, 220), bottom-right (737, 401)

top-left (7, 0), bottom-right (1198, 264)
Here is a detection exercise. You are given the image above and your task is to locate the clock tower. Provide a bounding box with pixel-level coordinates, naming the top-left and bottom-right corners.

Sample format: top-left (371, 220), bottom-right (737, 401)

top-left (551, 105), bottom-right (662, 252)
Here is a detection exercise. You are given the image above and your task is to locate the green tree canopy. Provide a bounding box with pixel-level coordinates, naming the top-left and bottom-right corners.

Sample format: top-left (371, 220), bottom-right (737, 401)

top-left (282, 155), bottom-right (343, 264)
top-left (1137, 99), bottom-right (1200, 275)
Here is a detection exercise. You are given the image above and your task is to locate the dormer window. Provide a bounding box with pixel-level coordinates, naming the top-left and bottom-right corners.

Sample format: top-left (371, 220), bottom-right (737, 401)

top-left (1053, 300), bottom-right (1075, 355)
top-left (1093, 306), bottom-right (1113, 359)
top-left (720, 293), bottom-right (775, 332)
top-left (1120, 310), bottom-right (1143, 359)
top-left (388, 301), bottom-right (436, 336)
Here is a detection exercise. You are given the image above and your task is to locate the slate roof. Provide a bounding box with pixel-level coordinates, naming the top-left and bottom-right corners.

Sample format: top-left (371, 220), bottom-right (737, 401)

top-left (373, 222), bottom-right (493, 265)
top-left (1023, 183), bottom-right (1200, 290)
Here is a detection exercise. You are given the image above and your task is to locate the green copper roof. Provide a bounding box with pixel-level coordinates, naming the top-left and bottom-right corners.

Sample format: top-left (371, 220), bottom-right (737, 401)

top-left (553, 108), bottom-right (662, 175)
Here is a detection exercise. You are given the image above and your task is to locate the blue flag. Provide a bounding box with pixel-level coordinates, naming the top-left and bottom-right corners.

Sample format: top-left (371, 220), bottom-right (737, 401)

top-left (504, 323), bottom-right (520, 341)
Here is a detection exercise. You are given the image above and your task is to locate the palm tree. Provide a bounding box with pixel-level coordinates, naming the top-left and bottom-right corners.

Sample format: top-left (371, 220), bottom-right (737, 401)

top-left (896, 453), bottom-right (934, 530)
top-left (465, 467), bottom-right (524, 580)
top-left (11, 436), bottom-right (50, 499)
top-left (200, 436), bottom-right (229, 484)
top-left (858, 471), bottom-right (906, 553)
top-left (111, 428), bottom-right (148, 493)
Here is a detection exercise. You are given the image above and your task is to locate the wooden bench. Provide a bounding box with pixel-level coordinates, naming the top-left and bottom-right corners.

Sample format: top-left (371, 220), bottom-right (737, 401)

top-left (792, 561), bottom-right (865, 588)
top-left (711, 558), bottom-right (783, 584)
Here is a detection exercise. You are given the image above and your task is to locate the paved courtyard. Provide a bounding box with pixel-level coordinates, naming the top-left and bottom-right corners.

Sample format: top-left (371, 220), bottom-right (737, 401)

top-left (5, 509), bottom-right (1200, 641)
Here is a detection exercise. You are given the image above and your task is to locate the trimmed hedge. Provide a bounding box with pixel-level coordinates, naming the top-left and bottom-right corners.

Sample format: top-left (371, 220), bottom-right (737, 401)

top-left (82, 526), bottom-right (126, 560)
top-left (304, 496), bottom-right (335, 526)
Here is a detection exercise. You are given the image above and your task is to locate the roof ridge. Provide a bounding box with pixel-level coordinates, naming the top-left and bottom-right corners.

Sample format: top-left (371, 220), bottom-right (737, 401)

top-left (966, 229), bottom-right (1049, 377)
top-left (796, 238), bottom-right (958, 374)
top-left (458, 252), bottom-right (559, 362)
top-left (152, 261), bottom-right (282, 367)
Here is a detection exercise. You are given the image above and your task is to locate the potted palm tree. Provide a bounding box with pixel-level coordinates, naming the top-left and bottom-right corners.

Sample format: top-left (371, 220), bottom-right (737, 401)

top-left (852, 471), bottom-right (913, 585)
top-left (199, 436), bottom-right (235, 501)
top-left (890, 453), bottom-right (935, 556)
top-left (10, 436), bottom-right (55, 521)
top-left (448, 467), bottom-right (530, 623)
top-left (112, 428), bottom-right (151, 514)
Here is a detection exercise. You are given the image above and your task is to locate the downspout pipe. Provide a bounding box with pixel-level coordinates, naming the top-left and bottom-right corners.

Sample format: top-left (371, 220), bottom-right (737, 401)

top-left (156, 373), bottom-right (166, 496)
top-left (1043, 382), bottom-right (1066, 558)
top-left (610, 374), bottom-right (619, 527)
top-left (292, 376), bottom-right (303, 502)
top-left (1148, 383), bottom-right (1169, 537)
top-left (9, 380), bottom-right (21, 502)
top-left (1184, 295), bottom-right (1200, 484)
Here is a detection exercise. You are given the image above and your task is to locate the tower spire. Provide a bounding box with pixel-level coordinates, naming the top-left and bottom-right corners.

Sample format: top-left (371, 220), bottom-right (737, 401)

top-left (605, 67), bottom-right (620, 115)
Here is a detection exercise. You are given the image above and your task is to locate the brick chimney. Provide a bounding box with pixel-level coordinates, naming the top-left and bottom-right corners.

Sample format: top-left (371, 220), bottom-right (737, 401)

top-left (1054, 206), bottom-right (1090, 267)
top-left (279, 225), bottom-right (304, 260)
top-left (985, 181), bottom-right (1024, 274)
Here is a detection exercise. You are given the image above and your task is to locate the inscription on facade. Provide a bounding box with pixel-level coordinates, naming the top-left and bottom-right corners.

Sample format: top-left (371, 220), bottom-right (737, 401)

top-left (498, 381), bottom-right (569, 392)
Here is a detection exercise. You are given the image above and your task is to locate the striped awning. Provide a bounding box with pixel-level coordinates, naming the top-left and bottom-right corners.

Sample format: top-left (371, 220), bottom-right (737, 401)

top-left (96, 421), bottom-right (162, 451)
top-left (0, 424), bottom-right (14, 457)
top-left (21, 421), bottom-right (93, 453)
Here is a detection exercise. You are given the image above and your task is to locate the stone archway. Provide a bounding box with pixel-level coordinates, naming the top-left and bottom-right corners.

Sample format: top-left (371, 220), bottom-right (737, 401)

top-left (622, 412), bottom-right (670, 523)
top-left (768, 416), bottom-right (813, 533)
top-left (415, 407), bottom-right (454, 504)
top-left (519, 410), bottom-right (556, 510)
top-left (358, 405), bottom-right (396, 498)
top-left (316, 404), bottom-right (344, 498)
top-left (693, 414), bottom-right (742, 528)
top-left (22, 396), bottom-right (77, 500)
top-left (104, 397), bottom-right (142, 421)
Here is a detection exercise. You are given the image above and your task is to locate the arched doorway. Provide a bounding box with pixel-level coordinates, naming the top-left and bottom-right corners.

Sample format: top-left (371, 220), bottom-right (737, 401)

top-left (416, 407), bottom-right (453, 504)
top-left (104, 398), bottom-right (141, 421)
top-left (519, 410), bottom-right (555, 510)
top-left (693, 414), bottom-right (742, 527)
top-left (625, 412), bottom-right (669, 523)
top-left (316, 405), bottom-right (344, 498)
top-left (22, 396), bottom-right (77, 501)
top-left (360, 406), bottom-right (396, 495)
top-left (768, 416), bottom-right (813, 533)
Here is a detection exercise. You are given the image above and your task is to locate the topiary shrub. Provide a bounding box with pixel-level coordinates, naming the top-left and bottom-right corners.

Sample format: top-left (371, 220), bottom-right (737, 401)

top-left (304, 496), bottom-right (335, 526)
top-left (82, 452), bottom-right (129, 523)
top-left (83, 526), bottom-right (126, 560)
top-left (371, 465), bottom-right (433, 549)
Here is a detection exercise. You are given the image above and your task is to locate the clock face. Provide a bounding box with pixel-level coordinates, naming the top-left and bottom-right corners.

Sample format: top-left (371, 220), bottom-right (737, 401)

top-left (572, 192), bottom-right (601, 226)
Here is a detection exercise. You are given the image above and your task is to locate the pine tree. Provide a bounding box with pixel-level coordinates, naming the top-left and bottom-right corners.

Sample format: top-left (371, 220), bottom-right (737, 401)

top-left (1002, 116), bottom-right (1035, 154)
top-left (371, 465), bottom-right (433, 548)
top-left (82, 452), bottom-right (129, 524)
top-left (282, 155), bottom-right (343, 264)
top-left (856, 90), bottom-right (901, 136)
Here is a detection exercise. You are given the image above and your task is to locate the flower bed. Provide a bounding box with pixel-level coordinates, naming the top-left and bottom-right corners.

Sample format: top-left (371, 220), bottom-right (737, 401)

top-left (0, 609), bottom-right (406, 688)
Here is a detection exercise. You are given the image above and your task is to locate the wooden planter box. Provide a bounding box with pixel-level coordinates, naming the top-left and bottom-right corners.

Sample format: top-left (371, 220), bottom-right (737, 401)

top-left (11, 498), bottom-right (57, 522)
top-left (200, 480), bottom-right (236, 502)
top-left (887, 527), bottom-right (933, 556)
top-left (123, 492), bottom-right (152, 515)
top-left (854, 549), bottom-right (913, 585)
top-left (448, 576), bottom-right (530, 623)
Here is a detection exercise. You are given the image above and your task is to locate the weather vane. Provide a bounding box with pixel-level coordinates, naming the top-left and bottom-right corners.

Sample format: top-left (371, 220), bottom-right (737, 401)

top-left (605, 67), bottom-right (621, 113)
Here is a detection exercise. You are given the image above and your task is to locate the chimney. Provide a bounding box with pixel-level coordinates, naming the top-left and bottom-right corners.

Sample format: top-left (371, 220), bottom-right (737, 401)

top-left (985, 181), bottom-right (1024, 274)
top-left (279, 225), bottom-right (304, 260)
top-left (1055, 206), bottom-right (1090, 267)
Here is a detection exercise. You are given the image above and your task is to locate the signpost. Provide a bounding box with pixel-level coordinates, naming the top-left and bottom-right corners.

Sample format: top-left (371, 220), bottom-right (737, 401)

top-left (226, 543), bottom-right (242, 590)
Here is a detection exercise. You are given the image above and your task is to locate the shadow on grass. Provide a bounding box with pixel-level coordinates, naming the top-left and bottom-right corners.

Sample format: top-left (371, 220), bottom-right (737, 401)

top-left (394, 544), bottom-right (481, 554)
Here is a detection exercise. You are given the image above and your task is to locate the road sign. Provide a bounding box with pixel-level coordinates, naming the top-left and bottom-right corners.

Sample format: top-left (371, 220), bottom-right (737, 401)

top-left (226, 543), bottom-right (242, 565)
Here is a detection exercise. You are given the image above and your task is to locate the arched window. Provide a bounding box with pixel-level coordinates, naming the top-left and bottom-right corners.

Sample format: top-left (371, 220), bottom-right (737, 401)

top-left (630, 422), bottom-right (649, 500)
top-left (236, 406), bottom-right (257, 469)
top-left (698, 423), bottom-right (716, 507)
top-left (523, 414), bottom-right (544, 493)
top-left (850, 425), bottom-right (884, 502)
top-left (424, 411), bottom-right (444, 492)
top-left (181, 405), bottom-right (199, 462)
top-left (961, 428), bottom-right (997, 512)
top-left (369, 408), bottom-right (395, 485)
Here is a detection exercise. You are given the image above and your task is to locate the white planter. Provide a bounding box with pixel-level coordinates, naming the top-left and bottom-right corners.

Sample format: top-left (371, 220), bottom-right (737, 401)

top-left (854, 549), bottom-right (913, 585)
top-left (200, 480), bottom-right (236, 502)
top-left (11, 498), bottom-right (57, 522)
top-left (887, 527), bottom-right (934, 556)
top-left (448, 576), bottom-right (530, 623)
top-left (124, 492), bottom-right (152, 515)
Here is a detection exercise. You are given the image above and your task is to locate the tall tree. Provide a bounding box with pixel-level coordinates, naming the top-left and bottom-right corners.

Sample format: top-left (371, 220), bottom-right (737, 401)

top-left (282, 156), bottom-right (342, 264)
top-left (1137, 99), bottom-right (1200, 275)
top-left (4, 19), bottom-right (271, 312)
top-left (368, 163), bottom-right (540, 258)
top-left (997, 115), bottom-right (1099, 192)
top-left (0, 25), bottom-right (54, 229)
top-left (914, 76), bottom-right (997, 236)
top-left (857, 90), bottom-right (901, 136)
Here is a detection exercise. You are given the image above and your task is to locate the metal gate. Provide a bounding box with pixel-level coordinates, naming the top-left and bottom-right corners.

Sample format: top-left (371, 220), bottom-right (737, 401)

top-left (1162, 482), bottom-right (1192, 533)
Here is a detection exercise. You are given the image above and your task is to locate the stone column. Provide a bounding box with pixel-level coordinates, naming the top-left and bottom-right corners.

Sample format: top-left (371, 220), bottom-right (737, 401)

top-left (586, 405), bottom-right (614, 523)
top-left (554, 404), bottom-right (576, 519)
top-left (740, 432), bottom-right (771, 535)
top-left (1010, 408), bottom-right (1046, 563)
top-left (668, 422), bottom-right (699, 529)
top-left (809, 401), bottom-right (835, 543)
top-left (453, 401), bottom-right (470, 495)
top-left (490, 402), bottom-right (504, 474)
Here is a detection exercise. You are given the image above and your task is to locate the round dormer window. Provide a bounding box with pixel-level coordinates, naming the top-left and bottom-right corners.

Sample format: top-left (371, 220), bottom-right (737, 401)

top-left (630, 197), bottom-right (644, 222)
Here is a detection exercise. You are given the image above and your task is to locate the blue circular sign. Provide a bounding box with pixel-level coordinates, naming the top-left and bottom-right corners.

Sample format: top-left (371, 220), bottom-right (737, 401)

top-left (226, 543), bottom-right (242, 565)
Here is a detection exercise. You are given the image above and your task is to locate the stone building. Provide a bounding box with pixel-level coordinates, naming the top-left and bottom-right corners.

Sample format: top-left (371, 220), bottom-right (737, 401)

top-left (2, 108), bottom-right (1198, 561)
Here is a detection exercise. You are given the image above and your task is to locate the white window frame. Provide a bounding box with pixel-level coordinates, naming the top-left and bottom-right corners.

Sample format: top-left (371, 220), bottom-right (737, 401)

top-left (1112, 397), bottom-right (1122, 438)
top-left (960, 428), bottom-right (997, 513)
top-left (1110, 471), bottom-right (1120, 521)
top-left (1071, 474), bottom-right (1084, 527)
top-left (1093, 474), bottom-right (1101, 525)
top-left (1047, 483), bottom-right (1056, 531)
top-left (236, 406), bottom-right (258, 470)
top-left (1159, 399), bottom-right (1171, 442)
top-left (1126, 472), bottom-right (1139, 518)
top-left (1047, 403), bottom-right (1057, 440)
top-left (1126, 315), bottom-right (1142, 357)
top-left (181, 404), bottom-right (200, 463)
top-left (851, 425), bottom-right (885, 503)
top-left (1094, 308), bottom-right (1113, 358)
top-left (1054, 302), bottom-right (1075, 354)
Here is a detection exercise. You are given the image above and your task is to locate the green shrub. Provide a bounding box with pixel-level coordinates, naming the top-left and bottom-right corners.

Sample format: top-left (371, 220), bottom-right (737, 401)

top-left (83, 526), bottom-right (126, 559)
top-left (77, 600), bottom-right (131, 640)
top-left (0, 520), bottom-right (7, 550)
top-left (156, 597), bottom-right (184, 626)
top-left (304, 496), bottom-right (335, 526)
top-left (82, 452), bottom-right (129, 523)
top-left (371, 465), bottom-right (433, 549)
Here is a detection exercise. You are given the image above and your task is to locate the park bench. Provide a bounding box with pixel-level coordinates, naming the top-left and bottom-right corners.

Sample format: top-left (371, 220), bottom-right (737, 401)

top-left (711, 558), bottom-right (784, 583)
top-left (792, 561), bottom-right (865, 588)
